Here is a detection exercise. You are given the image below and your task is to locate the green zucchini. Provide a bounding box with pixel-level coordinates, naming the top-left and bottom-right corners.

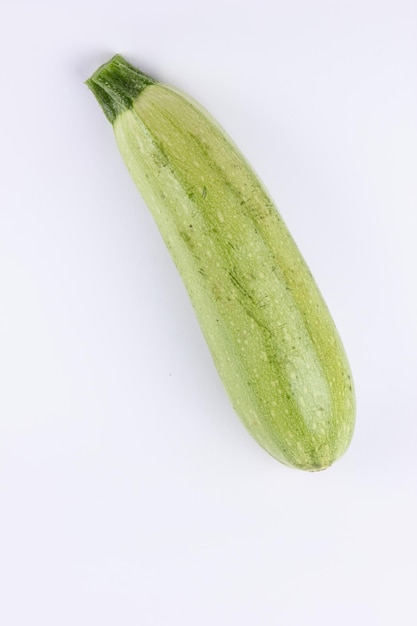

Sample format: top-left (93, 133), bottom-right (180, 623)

top-left (86, 55), bottom-right (355, 470)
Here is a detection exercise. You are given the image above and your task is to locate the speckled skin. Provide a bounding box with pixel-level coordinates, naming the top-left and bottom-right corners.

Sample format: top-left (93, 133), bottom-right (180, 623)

top-left (88, 57), bottom-right (355, 470)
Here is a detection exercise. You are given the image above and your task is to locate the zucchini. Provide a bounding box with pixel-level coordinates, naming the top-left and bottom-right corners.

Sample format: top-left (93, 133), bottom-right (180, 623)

top-left (86, 55), bottom-right (355, 470)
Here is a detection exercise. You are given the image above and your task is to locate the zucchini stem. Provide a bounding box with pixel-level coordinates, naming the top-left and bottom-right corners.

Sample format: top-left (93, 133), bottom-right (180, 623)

top-left (86, 54), bottom-right (155, 124)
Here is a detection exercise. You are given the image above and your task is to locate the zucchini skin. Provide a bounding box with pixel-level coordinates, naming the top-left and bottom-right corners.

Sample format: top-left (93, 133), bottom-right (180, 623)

top-left (87, 56), bottom-right (355, 470)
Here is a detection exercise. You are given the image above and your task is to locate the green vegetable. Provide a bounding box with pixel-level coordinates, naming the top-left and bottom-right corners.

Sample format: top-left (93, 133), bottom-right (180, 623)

top-left (86, 55), bottom-right (355, 470)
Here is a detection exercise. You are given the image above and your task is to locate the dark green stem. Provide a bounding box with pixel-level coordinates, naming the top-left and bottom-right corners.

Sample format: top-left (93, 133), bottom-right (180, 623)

top-left (86, 54), bottom-right (156, 124)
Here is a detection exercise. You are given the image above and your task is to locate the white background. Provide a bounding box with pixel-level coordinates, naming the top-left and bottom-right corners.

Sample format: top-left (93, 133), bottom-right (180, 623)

top-left (0, 1), bottom-right (416, 624)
